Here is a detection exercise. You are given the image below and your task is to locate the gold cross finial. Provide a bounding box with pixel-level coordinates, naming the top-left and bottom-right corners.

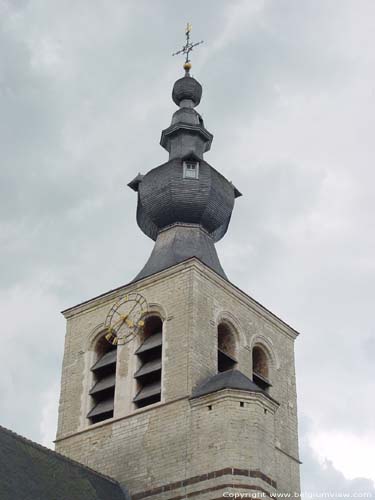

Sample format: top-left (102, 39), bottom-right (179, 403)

top-left (172, 23), bottom-right (203, 72)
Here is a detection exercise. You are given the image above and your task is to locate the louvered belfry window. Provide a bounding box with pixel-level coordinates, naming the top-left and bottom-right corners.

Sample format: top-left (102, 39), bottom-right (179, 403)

top-left (252, 346), bottom-right (271, 391)
top-left (217, 323), bottom-right (237, 372)
top-left (87, 338), bottom-right (117, 424)
top-left (134, 316), bottom-right (163, 409)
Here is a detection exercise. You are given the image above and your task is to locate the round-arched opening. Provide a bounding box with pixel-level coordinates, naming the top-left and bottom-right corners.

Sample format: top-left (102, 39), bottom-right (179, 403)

top-left (140, 315), bottom-right (163, 343)
top-left (95, 334), bottom-right (116, 358)
top-left (134, 315), bottom-right (163, 409)
top-left (252, 346), bottom-right (268, 378)
top-left (217, 322), bottom-right (237, 372)
top-left (87, 333), bottom-right (117, 425)
top-left (252, 345), bottom-right (271, 391)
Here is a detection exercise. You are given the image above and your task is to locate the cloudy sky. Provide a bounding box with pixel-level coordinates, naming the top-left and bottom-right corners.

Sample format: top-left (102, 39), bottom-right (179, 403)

top-left (1, 0), bottom-right (374, 494)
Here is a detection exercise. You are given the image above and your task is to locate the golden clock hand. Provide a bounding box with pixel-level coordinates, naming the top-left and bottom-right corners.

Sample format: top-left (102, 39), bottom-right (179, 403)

top-left (109, 315), bottom-right (127, 332)
top-left (105, 331), bottom-right (116, 343)
top-left (126, 299), bottom-right (145, 327)
top-left (126, 301), bottom-right (139, 319)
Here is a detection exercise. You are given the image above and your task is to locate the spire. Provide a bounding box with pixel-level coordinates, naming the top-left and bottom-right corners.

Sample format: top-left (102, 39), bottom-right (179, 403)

top-left (128, 29), bottom-right (241, 283)
top-left (161, 24), bottom-right (212, 160)
top-left (160, 73), bottom-right (213, 160)
top-left (172, 22), bottom-right (203, 74)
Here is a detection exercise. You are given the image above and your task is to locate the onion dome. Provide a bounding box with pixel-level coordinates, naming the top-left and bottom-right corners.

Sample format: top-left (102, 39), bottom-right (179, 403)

top-left (172, 75), bottom-right (202, 107)
top-left (133, 157), bottom-right (239, 243)
top-left (128, 70), bottom-right (241, 283)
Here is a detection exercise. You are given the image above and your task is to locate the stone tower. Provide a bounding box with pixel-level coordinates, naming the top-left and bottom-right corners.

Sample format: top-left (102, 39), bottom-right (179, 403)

top-left (55, 63), bottom-right (301, 498)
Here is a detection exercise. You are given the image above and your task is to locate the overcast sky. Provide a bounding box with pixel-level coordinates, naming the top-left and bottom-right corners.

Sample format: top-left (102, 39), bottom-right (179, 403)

top-left (1, 0), bottom-right (374, 495)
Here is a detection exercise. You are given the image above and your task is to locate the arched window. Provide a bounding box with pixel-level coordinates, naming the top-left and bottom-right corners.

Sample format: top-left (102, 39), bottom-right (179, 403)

top-left (252, 346), bottom-right (271, 391)
top-left (87, 336), bottom-right (117, 424)
top-left (134, 316), bottom-right (163, 409)
top-left (217, 322), bottom-right (237, 372)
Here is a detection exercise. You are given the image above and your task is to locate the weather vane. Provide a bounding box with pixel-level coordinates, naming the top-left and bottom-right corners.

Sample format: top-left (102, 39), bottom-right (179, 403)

top-left (172, 23), bottom-right (203, 72)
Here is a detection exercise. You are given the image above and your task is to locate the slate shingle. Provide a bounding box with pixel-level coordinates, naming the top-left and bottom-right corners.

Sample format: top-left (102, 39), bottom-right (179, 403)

top-left (0, 425), bottom-right (129, 500)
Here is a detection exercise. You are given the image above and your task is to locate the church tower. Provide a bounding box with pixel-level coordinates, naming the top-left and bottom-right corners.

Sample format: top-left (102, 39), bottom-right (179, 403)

top-left (55, 32), bottom-right (301, 498)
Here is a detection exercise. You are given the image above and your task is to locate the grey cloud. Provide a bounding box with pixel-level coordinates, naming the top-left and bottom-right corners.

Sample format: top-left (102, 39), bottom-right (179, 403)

top-left (1, 0), bottom-right (374, 490)
top-left (300, 417), bottom-right (375, 494)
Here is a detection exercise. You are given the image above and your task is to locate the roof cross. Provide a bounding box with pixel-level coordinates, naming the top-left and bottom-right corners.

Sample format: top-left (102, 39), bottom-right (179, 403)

top-left (172, 23), bottom-right (203, 71)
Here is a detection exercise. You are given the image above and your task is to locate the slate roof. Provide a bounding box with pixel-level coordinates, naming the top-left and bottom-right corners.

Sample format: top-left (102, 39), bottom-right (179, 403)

top-left (172, 74), bottom-right (202, 107)
top-left (191, 369), bottom-right (274, 400)
top-left (133, 158), bottom-right (238, 243)
top-left (133, 223), bottom-right (227, 282)
top-left (0, 425), bottom-right (129, 500)
top-left (127, 69), bottom-right (242, 283)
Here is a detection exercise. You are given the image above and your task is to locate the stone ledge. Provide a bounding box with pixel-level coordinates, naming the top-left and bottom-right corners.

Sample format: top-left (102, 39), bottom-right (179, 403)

top-left (55, 396), bottom-right (189, 443)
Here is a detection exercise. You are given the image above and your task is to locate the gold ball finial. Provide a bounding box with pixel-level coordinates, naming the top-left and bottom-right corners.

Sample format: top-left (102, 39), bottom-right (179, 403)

top-left (183, 62), bottom-right (192, 71)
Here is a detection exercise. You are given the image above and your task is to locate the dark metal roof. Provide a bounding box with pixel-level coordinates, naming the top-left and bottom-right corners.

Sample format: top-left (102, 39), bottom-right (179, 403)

top-left (91, 349), bottom-right (117, 371)
top-left (134, 358), bottom-right (162, 378)
top-left (86, 398), bottom-right (114, 419)
top-left (128, 71), bottom-right (243, 282)
top-left (191, 369), bottom-right (275, 400)
top-left (172, 75), bottom-right (202, 107)
top-left (218, 348), bottom-right (237, 364)
top-left (127, 173), bottom-right (144, 192)
top-left (160, 121), bottom-right (213, 155)
top-left (253, 371), bottom-right (272, 387)
top-left (0, 425), bottom-right (129, 500)
top-left (135, 332), bottom-right (162, 354)
top-left (133, 223), bottom-right (227, 282)
top-left (89, 373), bottom-right (116, 395)
top-left (133, 381), bottom-right (161, 402)
top-left (134, 158), bottom-right (238, 243)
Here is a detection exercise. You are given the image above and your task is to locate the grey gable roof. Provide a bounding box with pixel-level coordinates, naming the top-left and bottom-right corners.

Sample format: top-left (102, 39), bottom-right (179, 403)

top-left (191, 369), bottom-right (276, 401)
top-left (0, 425), bottom-right (129, 500)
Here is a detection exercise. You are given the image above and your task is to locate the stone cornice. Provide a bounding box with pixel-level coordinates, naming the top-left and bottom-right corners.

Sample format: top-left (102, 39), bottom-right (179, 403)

top-left (61, 261), bottom-right (195, 318)
top-left (190, 261), bottom-right (300, 341)
top-left (61, 258), bottom-right (301, 342)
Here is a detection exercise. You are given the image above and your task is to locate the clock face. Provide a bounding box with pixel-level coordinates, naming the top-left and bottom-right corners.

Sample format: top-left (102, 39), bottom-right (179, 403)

top-left (104, 292), bottom-right (148, 346)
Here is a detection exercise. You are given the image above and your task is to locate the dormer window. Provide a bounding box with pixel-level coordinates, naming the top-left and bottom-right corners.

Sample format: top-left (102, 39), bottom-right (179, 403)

top-left (183, 160), bottom-right (199, 180)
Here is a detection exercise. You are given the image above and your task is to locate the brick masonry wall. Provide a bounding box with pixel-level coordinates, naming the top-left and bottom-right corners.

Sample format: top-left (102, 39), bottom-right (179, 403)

top-left (56, 259), bottom-right (300, 496)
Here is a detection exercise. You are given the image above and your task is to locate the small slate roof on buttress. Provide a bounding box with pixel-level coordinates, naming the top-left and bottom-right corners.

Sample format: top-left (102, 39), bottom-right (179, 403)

top-left (191, 369), bottom-right (272, 399)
